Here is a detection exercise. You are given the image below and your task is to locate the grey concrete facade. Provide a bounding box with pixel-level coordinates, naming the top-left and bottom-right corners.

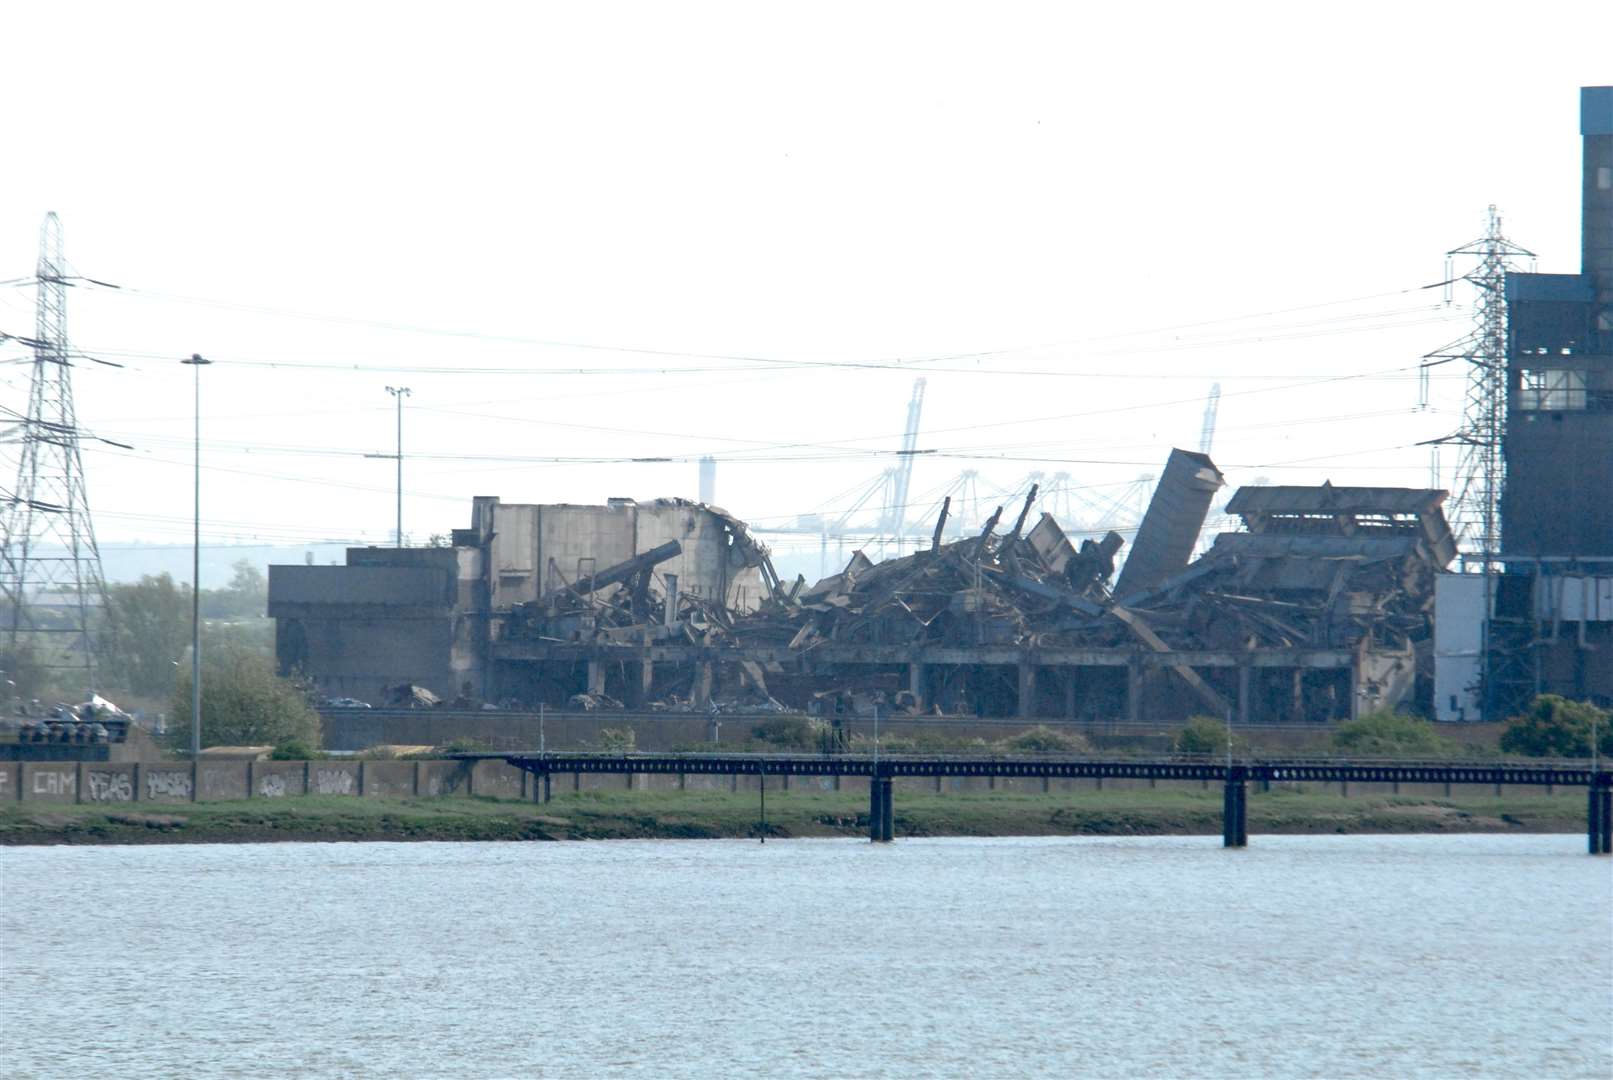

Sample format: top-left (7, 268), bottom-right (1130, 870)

top-left (269, 496), bottom-right (766, 702)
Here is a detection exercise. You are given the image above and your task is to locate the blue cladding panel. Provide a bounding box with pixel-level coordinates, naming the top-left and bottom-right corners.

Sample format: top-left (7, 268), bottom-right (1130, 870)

top-left (1505, 272), bottom-right (1595, 303)
top-left (1584, 86), bottom-right (1613, 135)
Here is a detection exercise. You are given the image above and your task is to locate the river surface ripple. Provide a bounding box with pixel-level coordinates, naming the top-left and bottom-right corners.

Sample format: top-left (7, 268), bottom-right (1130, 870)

top-left (3, 834), bottom-right (1610, 1079)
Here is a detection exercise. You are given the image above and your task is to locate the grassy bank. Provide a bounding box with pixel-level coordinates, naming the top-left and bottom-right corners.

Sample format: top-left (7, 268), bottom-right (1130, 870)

top-left (0, 787), bottom-right (1589, 845)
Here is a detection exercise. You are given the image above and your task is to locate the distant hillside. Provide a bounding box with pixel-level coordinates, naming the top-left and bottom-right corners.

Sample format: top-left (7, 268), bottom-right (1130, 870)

top-left (59, 543), bottom-right (352, 589)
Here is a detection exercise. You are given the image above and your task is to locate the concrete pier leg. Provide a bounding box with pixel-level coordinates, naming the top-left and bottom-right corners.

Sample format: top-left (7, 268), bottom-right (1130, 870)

top-left (1590, 788), bottom-right (1601, 855)
top-left (1236, 781), bottom-right (1248, 847)
top-left (1602, 788), bottom-right (1612, 854)
top-left (542, 772), bottom-right (551, 804)
top-left (1018, 664), bottom-right (1037, 719)
top-left (1223, 776), bottom-right (1247, 848)
top-left (879, 778), bottom-right (895, 842)
top-left (908, 662), bottom-right (928, 714)
top-left (1600, 789), bottom-right (1613, 857)
top-left (693, 662), bottom-right (714, 708)
top-left (1595, 786), bottom-right (1613, 855)
top-left (869, 779), bottom-right (884, 843)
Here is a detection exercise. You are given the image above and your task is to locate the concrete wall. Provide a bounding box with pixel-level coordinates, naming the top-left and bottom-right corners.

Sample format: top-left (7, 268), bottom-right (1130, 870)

top-left (321, 708), bottom-right (1191, 754)
top-left (0, 759), bottom-right (537, 805)
top-left (276, 614), bottom-right (456, 700)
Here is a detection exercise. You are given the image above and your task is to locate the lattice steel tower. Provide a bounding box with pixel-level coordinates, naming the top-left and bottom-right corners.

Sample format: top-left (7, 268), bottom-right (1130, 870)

top-left (0, 213), bottom-right (109, 691)
top-left (1423, 205), bottom-right (1534, 569)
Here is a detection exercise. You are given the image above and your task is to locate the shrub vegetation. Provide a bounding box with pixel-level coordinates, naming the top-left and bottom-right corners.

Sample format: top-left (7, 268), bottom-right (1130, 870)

top-left (999, 725), bottom-right (1089, 754)
top-left (1330, 710), bottom-right (1454, 757)
top-left (1174, 716), bottom-right (1236, 755)
top-left (170, 645), bottom-right (320, 753)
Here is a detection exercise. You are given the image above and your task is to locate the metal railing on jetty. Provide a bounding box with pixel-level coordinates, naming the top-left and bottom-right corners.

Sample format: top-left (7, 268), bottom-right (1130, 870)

top-left (462, 750), bottom-right (1613, 854)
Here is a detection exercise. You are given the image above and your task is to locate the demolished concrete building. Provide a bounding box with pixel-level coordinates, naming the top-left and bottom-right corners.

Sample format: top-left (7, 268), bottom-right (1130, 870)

top-left (268, 496), bottom-right (770, 703)
top-left (271, 460), bottom-right (1457, 724)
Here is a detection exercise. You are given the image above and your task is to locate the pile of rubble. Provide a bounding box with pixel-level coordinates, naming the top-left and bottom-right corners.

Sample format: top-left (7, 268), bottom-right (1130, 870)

top-left (499, 449), bottom-right (1457, 719)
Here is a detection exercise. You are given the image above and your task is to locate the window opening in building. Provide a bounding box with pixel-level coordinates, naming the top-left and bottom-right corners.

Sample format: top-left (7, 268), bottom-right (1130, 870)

top-left (1516, 368), bottom-right (1587, 411)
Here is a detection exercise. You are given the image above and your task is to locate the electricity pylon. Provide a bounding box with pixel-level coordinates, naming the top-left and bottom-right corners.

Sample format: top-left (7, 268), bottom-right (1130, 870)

top-left (0, 213), bottom-right (110, 693)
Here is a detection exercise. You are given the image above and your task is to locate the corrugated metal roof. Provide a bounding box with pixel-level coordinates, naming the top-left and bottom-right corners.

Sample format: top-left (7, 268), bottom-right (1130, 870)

top-left (1207, 534), bottom-right (1420, 560)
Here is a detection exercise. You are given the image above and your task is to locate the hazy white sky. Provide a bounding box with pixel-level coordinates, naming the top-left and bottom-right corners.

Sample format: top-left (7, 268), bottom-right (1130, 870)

top-left (3, 1), bottom-right (1609, 570)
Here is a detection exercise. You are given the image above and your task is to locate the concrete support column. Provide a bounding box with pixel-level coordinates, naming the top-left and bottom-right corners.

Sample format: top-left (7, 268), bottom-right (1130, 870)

top-left (1237, 665), bottom-right (1251, 727)
top-left (693, 661), bottom-right (714, 708)
top-left (1018, 663), bottom-right (1037, 719)
top-left (586, 660), bottom-right (604, 697)
top-left (908, 662), bottom-right (927, 713)
top-left (1291, 669), bottom-right (1305, 722)
top-left (627, 660), bottom-right (653, 708)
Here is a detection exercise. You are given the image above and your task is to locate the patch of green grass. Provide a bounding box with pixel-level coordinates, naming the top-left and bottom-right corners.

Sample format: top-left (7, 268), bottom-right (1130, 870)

top-left (0, 786), bottom-right (1587, 845)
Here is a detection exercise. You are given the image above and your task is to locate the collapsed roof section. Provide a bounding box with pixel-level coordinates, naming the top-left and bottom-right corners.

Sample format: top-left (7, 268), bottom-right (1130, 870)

top-left (505, 456), bottom-right (1456, 666)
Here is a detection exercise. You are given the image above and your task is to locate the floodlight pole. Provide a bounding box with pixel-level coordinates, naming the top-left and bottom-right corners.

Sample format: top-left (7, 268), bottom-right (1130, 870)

top-left (181, 354), bottom-right (212, 758)
top-left (385, 387), bottom-right (411, 546)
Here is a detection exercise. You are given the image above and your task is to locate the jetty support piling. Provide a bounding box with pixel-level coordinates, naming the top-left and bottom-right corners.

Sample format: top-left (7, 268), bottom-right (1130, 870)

top-left (1590, 788), bottom-right (1601, 855)
top-left (1223, 768), bottom-right (1247, 848)
top-left (868, 775), bottom-right (894, 842)
top-left (1594, 783), bottom-right (1613, 855)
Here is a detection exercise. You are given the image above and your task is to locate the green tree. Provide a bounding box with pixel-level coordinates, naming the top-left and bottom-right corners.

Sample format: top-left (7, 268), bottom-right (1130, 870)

top-left (103, 573), bottom-right (191, 698)
top-left (1499, 695), bottom-right (1613, 758)
top-left (1331, 710), bottom-right (1453, 757)
top-left (171, 644), bottom-right (320, 752)
top-left (200, 559), bottom-right (268, 619)
top-left (0, 642), bottom-right (51, 702)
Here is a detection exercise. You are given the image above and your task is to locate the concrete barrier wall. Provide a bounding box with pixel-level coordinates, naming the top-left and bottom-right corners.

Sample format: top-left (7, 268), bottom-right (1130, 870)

top-left (0, 759), bottom-right (1571, 807)
top-left (320, 709), bottom-right (1191, 755)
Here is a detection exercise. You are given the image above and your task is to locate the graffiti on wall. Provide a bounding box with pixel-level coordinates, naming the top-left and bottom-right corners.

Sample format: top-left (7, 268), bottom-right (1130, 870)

top-left (145, 770), bottom-right (194, 800)
top-left (313, 768), bottom-right (355, 795)
top-left (258, 772), bottom-right (288, 798)
top-left (85, 771), bottom-right (134, 802)
top-left (31, 770), bottom-right (76, 796)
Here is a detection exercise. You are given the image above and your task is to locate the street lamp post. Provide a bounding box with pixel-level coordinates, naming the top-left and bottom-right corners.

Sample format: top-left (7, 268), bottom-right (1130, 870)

top-left (181, 353), bottom-right (212, 759)
top-left (386, 386), bottom-right (411, 546)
